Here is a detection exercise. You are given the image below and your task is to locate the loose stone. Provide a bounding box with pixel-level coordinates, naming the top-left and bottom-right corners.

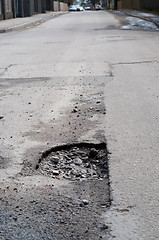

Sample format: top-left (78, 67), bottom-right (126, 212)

top-left (82, 199), bottom-right (89, 205)
top-left (52, 170), bottom-right (60, 175)
top-left (50, 156), bottom-right (59, 164)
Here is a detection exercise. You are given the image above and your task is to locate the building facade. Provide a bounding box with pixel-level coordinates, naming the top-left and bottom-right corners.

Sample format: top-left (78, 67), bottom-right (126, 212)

top-left (117, 0), bottom-right (159, 10)
top-left (0, 0), bottom-right (14, 20)
top-left (15, 0), bottom-right (46, 17)
top-left (107, 0), bottom-right (159, 10)
top-left (0, 0), bottom-right (3, 19)
top-left (45, 0), bottom-right (69, 11)
top-left (0, 0), bottom-right (46, 20)
top-left (0, 0), bottom-right (69, 20)
top-left (140, 0), bottom-right (159, 11)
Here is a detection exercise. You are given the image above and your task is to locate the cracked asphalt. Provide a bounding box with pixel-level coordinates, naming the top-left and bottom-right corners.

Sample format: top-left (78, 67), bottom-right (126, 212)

top-left (0, 10), bottom-right (159, 240)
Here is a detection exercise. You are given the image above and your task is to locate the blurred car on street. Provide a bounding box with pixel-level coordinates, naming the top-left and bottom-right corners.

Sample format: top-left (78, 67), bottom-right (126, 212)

top-left (76, 5), bottom-right (84, 11)
top-left (69, 5), bottom-right (84, 11)
top-left (85, 6), bottom-right (91, 10)
top-left (69, 5), bottom-right (78, 11)
top-left (95, 5), bottom-right (101, 10)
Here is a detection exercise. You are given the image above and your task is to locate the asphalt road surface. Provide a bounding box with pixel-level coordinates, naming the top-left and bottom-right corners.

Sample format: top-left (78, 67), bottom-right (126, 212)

top-left (0, 11), bottom-right (159, 240)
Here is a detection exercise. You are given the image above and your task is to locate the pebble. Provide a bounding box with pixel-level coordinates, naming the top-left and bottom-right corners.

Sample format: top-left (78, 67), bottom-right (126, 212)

top-left (82, 199), bottom-right (89, 205)
top-left (74, 157), bottom-right (83, 166)
top-left (72, 109), bottom-right (78, 113)
top-left (52, 170), bottom-right (60, 175)
top-left (80, 199), bottom-right (89, 207)
top-left (50, 156), bottom-right (59, 164)
top-left (100, 223), bottom-right (108, 230)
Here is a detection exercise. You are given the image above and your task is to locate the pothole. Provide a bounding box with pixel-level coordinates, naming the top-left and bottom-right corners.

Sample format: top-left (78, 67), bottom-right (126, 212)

top-left (36, 142), bottom-right (108, 181)
top-left (8, 142), bottom-right (110, 239)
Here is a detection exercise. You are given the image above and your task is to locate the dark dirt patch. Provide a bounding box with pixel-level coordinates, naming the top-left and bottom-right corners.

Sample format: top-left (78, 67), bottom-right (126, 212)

top-left (0, 179), bottom-right (110, 240)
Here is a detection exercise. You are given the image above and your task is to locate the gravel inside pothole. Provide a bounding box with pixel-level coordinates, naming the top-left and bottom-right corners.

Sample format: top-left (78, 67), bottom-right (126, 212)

top-left (36, 143), bottom-right (108, 181)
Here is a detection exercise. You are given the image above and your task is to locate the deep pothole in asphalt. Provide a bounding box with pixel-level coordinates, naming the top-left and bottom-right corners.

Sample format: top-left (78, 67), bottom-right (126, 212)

top-left (9, 142), bottom-right (111, 239)
top-left (36, 142), bottom-right (109, 181)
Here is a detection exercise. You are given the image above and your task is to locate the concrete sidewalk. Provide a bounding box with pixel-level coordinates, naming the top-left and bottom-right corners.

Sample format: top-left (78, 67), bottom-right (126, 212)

top-left (0, 11), bottom-right (68, 33)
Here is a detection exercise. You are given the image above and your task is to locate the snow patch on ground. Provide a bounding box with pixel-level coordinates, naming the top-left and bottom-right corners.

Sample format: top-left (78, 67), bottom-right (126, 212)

top-left (121, 17), bottom-right (159, 31)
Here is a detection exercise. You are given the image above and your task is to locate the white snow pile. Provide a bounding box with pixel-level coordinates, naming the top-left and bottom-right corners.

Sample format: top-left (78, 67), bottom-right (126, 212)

top-left (121, 17), bottom-right (159, 31)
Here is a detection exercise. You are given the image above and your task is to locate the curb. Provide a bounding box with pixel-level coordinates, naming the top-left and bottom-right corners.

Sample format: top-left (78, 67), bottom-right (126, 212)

top-left (0, 12), bottom-right (68, 33)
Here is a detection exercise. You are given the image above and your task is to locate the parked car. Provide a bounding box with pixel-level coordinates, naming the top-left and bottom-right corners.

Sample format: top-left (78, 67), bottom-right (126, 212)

top-left (85, 6), bottom-right (91, 10)
top-left (69, 5), bottom-right (78, 11)
top-left (95, 5), bottom-right (101, 10)
top-left (76, 5), bottom-right (84, 11)
top-left (69, 5), bottom-right (84, 11)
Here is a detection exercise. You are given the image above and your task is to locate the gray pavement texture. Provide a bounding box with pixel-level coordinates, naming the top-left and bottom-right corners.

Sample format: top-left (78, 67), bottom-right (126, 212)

top-left (0, 10), bottom-right (159, 240)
